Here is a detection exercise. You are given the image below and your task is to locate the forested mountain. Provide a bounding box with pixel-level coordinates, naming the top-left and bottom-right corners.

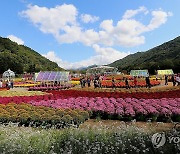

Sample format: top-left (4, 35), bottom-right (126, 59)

top-left (109, 36), bottom-right (180, 74)
top-left (0, 37), bottom-right (63, 74)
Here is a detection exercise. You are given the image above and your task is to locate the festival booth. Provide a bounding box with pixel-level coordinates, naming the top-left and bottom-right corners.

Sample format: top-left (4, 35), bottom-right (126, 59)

top-left (130, 70), bottom-right (149, 77)
top-left (86, 66), bottom-right (118, 75)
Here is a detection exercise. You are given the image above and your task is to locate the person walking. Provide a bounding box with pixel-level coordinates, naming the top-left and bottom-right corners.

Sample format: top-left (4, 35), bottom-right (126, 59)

top-left (0, 80), bottom-right (2, 88)
top-left (87, 77), bottom-right (91, 87)
top-left (165, 75), bottom-right (168, 85)
top-left (171, 75), bottom-right (176, 86)
top-left (80, 78), bottom-right (83, 88)
top-left (125, 78), bottom-right (130, 89)
top-left (10, 80), bottom-right (14, 89)
top-left (134, 76), bottom-right (137, 88)
top-left (145, 76), bottom-right (151, 88)
top-left (112, 77), bottom-right (116, 89)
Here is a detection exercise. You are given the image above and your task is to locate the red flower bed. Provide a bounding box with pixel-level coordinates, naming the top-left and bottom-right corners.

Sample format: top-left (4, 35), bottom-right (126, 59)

top-left (101, 80), bottom-right (160, 88)
top-left (71, 77), bottom-right (80, 81)
top-left (0, 88), bottom-right (9, 91)
top-left (47, 89), bottom-right (180, 99)
top-left (28, 84), bottom-right (72, 91)
top-left (0, 89), bottom-right (179, 105)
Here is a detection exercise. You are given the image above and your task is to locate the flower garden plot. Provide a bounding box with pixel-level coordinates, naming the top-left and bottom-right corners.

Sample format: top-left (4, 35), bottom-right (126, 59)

top-left (0, 123), bottom-right (179, 154)
top-left (47, 89), bottom-right (180, 99)
top-left (28, 84), bottom-right (73, 91)
top-left (101, 80), bottom-right (160, 88)
top-left (0, 103), bottom-right (89, 128)
top-left (0, 91), bottom-right (46, 97)
top-left (29, 97), bottom-right (180, 122)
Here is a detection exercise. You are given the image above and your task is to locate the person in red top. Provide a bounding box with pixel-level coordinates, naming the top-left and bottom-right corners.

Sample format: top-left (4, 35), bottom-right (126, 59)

top-left (134, 76), bottom-right (137, 87)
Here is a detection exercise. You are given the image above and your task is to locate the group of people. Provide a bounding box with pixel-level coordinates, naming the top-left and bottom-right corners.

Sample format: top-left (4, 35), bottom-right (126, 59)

top-left (124, 76), bottom-right (151, 89)
top-left (79, 74), bottom-right (180, 89)
top-left (80, 76), bottom-right (102, 88)
top-left (0, 80), bottom-right (14, 89)
top-left (165, 75), bottom-right (180, 86)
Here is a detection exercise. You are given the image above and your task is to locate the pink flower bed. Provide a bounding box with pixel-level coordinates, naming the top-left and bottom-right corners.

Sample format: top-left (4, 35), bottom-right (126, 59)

top-left (29, 97), bottom-right (180, 121)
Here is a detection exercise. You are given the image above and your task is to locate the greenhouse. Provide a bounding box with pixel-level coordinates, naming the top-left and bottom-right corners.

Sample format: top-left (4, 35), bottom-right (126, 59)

top-left (130, 70), bottom-right (149, 77)
top-left (35, 71), bottom-right (70, 82)
top-left (157, 69), bottom-right (174, 75)
top-left (86, 66), bottom-right (118, 75)
top-left (2, 69), bottom-right (15, 79)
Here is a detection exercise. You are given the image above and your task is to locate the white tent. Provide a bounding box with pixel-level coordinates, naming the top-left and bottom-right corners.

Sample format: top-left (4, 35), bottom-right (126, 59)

top-left (2, 69), bottom-right (15, 79)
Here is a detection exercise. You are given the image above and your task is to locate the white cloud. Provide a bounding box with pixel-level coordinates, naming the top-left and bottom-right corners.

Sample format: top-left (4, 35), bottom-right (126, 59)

top-left (80, 14), bottom-right (99, 23)
top-left (7, 35), bottom-right (24, 45)
top-left (146, 10), bottom-right (173, 31)
top-left (123, 6), bottom-right (149, 19)
top-left (21, 5), bottom-right (172, 47)
top-left (20, 4), bottom-right (78, 35)
top-left (43, 45), bottom-right (129, 69)
top-left (21, 5), bottom-right (172, 68)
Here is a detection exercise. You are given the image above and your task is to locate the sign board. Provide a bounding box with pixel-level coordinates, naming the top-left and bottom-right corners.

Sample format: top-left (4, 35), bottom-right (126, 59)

top-left (157, 69), bottom-right (174, 75)
top-left (130, 70), bottom-right (149, 77)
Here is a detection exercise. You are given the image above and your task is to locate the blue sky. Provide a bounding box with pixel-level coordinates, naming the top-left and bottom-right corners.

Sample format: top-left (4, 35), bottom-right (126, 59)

top-left (0, 0), bottom-right (180, 69)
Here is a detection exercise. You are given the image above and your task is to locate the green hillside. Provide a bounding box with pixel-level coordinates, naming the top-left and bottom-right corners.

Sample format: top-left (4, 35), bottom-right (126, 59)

top-left (0, 37), bottom-right (63, 74)
top-left (109, 36), bottom-right (180, 74)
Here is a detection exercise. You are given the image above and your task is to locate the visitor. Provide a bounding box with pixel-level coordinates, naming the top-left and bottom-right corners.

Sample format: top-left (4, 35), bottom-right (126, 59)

top-left (165, 75), bottom-right (168, 85)
top-left (87, 77), bottom-right (91, 87)
top-left (80, 78), bottom-right (83, 88)
top-left (0, 80), bottom-right (2, 88)
top-left (83, 78), bottom-right (86, 87)
top-left (145, 76), bottom-right (151, 88)
top-left (171, 75), bottom-right (176, 86)
top-left (94, 79), bottom-right (98, 88)
top-left (125, 78), bottom-right (130, 89)
top-left (5, 80), bottom-right (8, 88)
top-left (8, 80), bottom-right (11, 89)
top-left (112, 77), bottom-right (116, 89)
top-left (134, 76), bottom-right (137, 88)
top-left (175, 76), bottom-right (180, 86)
top-left (10, 80), bottom-right (14, 89)
top-left (98, 76), bottom-right (103, 88)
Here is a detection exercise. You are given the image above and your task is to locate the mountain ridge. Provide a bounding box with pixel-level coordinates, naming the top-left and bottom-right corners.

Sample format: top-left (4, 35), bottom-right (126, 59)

top-left (0, 37), bottom-right (64, 74)
top-left (109, 36), bottom-right (180, 74)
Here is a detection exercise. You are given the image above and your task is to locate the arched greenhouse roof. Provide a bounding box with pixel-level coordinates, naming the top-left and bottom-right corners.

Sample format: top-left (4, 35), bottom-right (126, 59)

top-left (2, 69), bottom-right (15, 78)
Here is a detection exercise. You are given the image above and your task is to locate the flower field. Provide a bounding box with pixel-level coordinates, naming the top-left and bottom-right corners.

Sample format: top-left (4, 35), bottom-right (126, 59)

top-left (101, 80), bottom-right (160, 88)
top-left (0, 90), bottom-right (46, 97)
top-left (0, 89), bottom-right (180, 122)
top-left (0, 103), bottom-right (89, 128)
top-left (0, 123), bottom-right (179, 154)
top-left (0, 86), bottom-right (179, 153)
top-left (28, 84), bottom-right (73, 91)
top-left (29, 97), bottom-right (180, 122)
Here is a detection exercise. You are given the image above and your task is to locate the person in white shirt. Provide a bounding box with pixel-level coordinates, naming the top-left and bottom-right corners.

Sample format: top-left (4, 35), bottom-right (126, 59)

top-left (0, 80), bottom-right (3, 88)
